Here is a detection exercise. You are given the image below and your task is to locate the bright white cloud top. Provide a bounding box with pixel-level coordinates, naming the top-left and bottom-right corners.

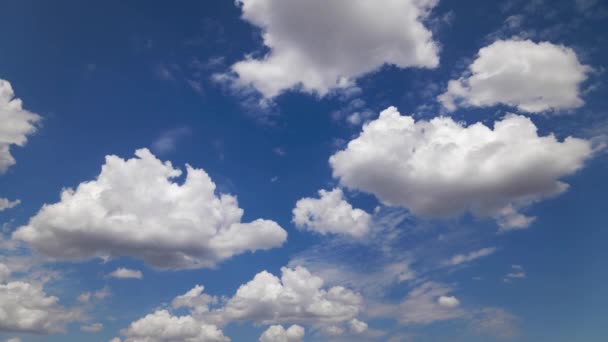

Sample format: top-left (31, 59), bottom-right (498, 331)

top-left (330, 107), bottom-right (593, 229)
top-left (120, 310), bottom-right (229, 342)
top-left (13, 148), bottom-right (287, 269)
top-left (259, 325), bottom-right (305, 342)
top-left (228, 0), bottom-right (439, 98)
top-left (109, 268), bottom-right (143, 279)
top-left (438, 40), bottom-right (591, 113)
top-left (0, 79), bottom-right (40, 173)
top-left (292, 188), bottom-right (371, 238)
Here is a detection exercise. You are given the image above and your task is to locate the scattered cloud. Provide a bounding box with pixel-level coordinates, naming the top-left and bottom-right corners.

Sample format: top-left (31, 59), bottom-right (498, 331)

top-left (504, 265), bottom-right (527, 282)
top-left (81, 323), bottom-right (103, 333)
top-left (293, 188), bottom-right (371, 238)
top-left (469, 307), bottom-right (521, 339)
top-left (446, 247), bottom-right (497, 266)
top-left (0, 198), bottom-right (20, 212)
top-left (151, 126), bottom-right (191, 155)
top-left (330, 107), bottom-right (594, 229)
top-left (109, 267), bottom-right (143, 280)
top-left (438, 40), bottom-right (591, 113)
top-left (13, 149), bottom-right (287, 269)
top-left (224, 0), bottom-right (439, 98)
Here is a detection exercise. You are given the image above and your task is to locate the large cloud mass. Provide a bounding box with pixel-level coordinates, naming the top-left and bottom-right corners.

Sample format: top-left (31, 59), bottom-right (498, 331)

top-left (0, 79), bottom-right (40, 173)
top-left (292, 188), bottom-right (370, 238)
top-left (259, 325), bottom-right (304, 342)
top-left (438, 40), bottom-right (590, 113)
top-left (13, 149), bottom-right (287, 269)
top-left (228, 0), bottom-right (439, 98)
top-left (330, 107), bottom-right (593, 229)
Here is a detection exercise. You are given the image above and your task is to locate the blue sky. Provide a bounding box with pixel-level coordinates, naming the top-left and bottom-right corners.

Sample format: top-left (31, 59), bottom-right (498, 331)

top-left (0, 0), bottom-right (607, 341)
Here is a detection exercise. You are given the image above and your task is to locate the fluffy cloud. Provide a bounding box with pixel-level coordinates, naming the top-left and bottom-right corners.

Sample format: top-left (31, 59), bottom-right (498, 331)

top-left (397, 282), bottom-right (464, 324)
top-left (13, 149), bottom-right (287, 269)
top-left (0, 264), bottom-right (80, 334)
top-left (259, 325), bottom-right (304, 342)
top-left (330, 107), bottom-right (593, 229)
top-left (218, 266), bottom-right (364, 329)
top-left (227, 0), bottom-right (439, 98)
top-left (109, 268), bottom-right (143, 279)
top-left (447, 247), bottom-right (496, 266)
top-left (120, 310), bottom-right (229, 342)
top-left (292, 188), bottom-right (371, 238)
top-left (0, 79), bottom-right (41, 173)
top-left (438, 40), bottom-right (590, 113)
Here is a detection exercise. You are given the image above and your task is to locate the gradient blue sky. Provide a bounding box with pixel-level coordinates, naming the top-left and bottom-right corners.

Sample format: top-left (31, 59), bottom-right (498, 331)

top-left (0, 1), bottom-right (607, 341)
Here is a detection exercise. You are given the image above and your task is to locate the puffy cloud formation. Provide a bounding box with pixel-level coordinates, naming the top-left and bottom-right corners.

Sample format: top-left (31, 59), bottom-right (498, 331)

top-left (398, 282), bottom-right (464, 324)
top-left (0, 79), bottom-right (41, 173)
top-left (330, 107), bottom-right (593, 229)
top-left (218, 266), bottom-right (364, 329)
top-left (438, 40), bottom-right (590, 113)
top-left (447, 247), bottom-right (496, 266)
top-left (0, 264), bottom-right (80, 334)
top-left (228, 0), bottom-right (439, 98)
top-left (120, 310), bottom-right (229, 342)
top-left (292, 188), bottom-right (371, 238)
top-left (13, 149), bottom-right (287, 269)
top-left (172, 285), bottom-right (217, 315)
top-left (259, 325), bottom-right (305, 342)
top-left (0, 198), bottom-right (20, 212)
top-left (109, 268), bottom-right (143, 279)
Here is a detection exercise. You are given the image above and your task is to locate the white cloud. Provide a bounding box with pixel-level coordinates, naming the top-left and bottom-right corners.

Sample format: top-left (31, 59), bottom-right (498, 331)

top-left (109, 268), bottom-right (143, 280)
top-left (217, 266), bottom-right (363, 329)
top-left (292, 188), bottom-right (371, 238)
top-left (81, 323), bottom-right (103, 333)
top-left (0, 264), bottom-right (80, 334)
top-left (0, 79), bottom-right (41, 173)
top-left (397, 282), bottom-right (465, 324)
top-left (121, 310), bottom-right (229, 342)
top-left (151, 126), bottom-right (191, 155)
top-left (447, 247), bottom-right (497, 266)
top-left (504, 265), bottom-right (527, 282)
top-left (470, 307), bottom-right (520, 339)
top-left (172, 285), bottom-right (217, 315)
top-left (78, 286), bottom-right (111, 304)
top-left (437, 295), bottom-right (460, 308)
top-left (438, 39), bottom-right (591, 113)
top-left (227, 0), bottom-right (439, 98)
top-left (348, 318), bottom-right (368, 334)
top-left (259, 325), bottom-right (305, 342)
top-left (13, 149), bottom-right (287, 269)
top-left (330, 107), bottom-right (593, 229)
top-left (0, 198), bottom-right (20, 212)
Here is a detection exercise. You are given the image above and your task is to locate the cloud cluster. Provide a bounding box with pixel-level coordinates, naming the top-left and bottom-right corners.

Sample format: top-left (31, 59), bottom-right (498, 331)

top-left (330, 107), bottom-right (593, 229)
top-left (13, 149), bottom-right (287, 269)
top-left (0, 79), bottom-right (41, 173)
top-left (227, 0), bottom-right (439, 98)
top-left (259, 325), bottom-right (305, 342)
top-left (438, 40), bottom-right (590, 113)
top-left (0, 263), bottom-right (80, 334)
top-left (397, 282), bottom-right (464, 324)
top-left (292, 188), bottom-right (371, 238)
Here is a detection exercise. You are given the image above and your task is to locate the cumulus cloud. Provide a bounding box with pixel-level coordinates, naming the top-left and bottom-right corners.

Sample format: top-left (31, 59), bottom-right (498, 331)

top-left (437, 295), bottom-right (460, 308)
top-left (13, 149), bottom-right (287, 269)
top-left (330, 107), bottom-right (593, 229)
top-left (217, 266), bottom-right (364, 329)
top-left (0, 79), bottom-right (41, 173)
top-left (109, 268), bottom-right (143, 279)
top-left (438, 39), bottom-right (591, 113)
top-left (0, 264), bottom-right (80, 334)
top-left (226, 0), bottom-right (439, 98)
top-left (121, 310), bottom-right (229, 342)
top-left (292, 188), bottom-right (371, 238)
top-left (259, 325), bottom-right (304, 342)
top-left (0, 198), bottom-right (20, 212)
top-left (447, 247), bottom-right (497, 266)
